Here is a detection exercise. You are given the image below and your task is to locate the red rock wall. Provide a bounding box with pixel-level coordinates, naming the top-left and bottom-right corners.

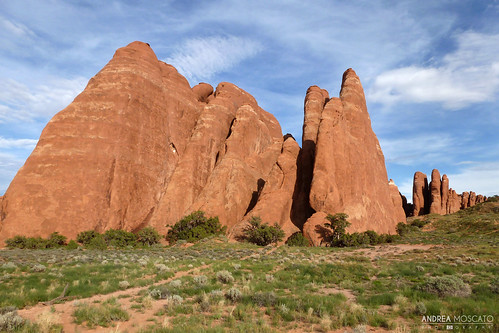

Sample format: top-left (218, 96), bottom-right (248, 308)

top-left (0, 44), bottom-right (407, 245)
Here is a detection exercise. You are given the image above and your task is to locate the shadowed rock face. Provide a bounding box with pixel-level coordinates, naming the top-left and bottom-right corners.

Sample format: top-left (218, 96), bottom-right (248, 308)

top-left (0, 43), bottom-right (405, 245)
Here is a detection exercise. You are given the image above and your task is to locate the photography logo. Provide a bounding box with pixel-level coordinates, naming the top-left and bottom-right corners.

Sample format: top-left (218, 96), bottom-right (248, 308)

top-left (421, 314), bottom-right (494, 330)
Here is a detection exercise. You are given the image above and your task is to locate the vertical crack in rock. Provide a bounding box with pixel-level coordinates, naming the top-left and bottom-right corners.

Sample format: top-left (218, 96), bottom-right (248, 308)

top-left (106, 158), bottom-right (116, 208)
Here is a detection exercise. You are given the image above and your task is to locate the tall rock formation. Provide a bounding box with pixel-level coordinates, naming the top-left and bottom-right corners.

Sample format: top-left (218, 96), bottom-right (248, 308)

top-left (0, 42), bottom-right (405, 245)
top-left (413, 172), bottom-right (429, 216)
top-left (0, 41), bottom-right (282, 242)
top-left (461, 192), bottom-right (470, 209)
top-left (447, 189), bottom-right (461, 214)
top-left (429, 169), bottom-right (442, 214)
top-left (441, 175), bottom-right (449, 214)
top-left (304, 69), bottom-right (406, 236)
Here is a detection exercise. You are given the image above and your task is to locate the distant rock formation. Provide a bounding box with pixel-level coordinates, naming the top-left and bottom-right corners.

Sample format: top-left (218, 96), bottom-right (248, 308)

top-left (0, 42), bottom-right (405, 245)
top-left (407, 169), bottom-right (486, 216)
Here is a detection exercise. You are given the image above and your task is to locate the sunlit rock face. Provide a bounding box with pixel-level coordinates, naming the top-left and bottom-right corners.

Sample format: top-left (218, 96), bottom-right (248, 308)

top-left (408, 169), bottom-right (485, 217)
top-left (0, 43), bottom-right (406, 245)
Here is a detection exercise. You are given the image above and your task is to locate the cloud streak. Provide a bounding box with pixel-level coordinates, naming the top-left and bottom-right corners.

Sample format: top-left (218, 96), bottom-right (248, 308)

top-left (165, 36), bottom-right (262, 83)
top-left (0, 137), bottom-right (37, 149)
top-left (0, 77), bottom-right (87, 123)
top-left (369, 31), bottom-right (499, 109)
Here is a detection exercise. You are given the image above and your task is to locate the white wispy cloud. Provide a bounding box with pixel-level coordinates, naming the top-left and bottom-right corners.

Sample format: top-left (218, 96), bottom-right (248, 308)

top-left (0, 137), bottom-right (38, 149)
top-left (0, 77), bottom-right (87, 122)
top-left (369, 31), bottom-right (499, 109)
top-left (446, 162), bottom-right (499, 197)
top-left (1, 16), bottom-right (36, 38)
top-left (379, 134), bottom-right (456, 166)
top-left (164, 35), bottom-right (262, 82)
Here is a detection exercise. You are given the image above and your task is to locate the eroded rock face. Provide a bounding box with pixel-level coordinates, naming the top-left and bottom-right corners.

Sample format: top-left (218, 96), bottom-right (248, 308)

top-left (429, 169), bottom-right (442, 214)
top-left (0, 42), bottom-right (283, 243)
top-left (447, 189), bottom-right (462, 214)
top-left (441, 175), bottom-right (449, 214)
top-left (469, 191), bottom-right (477, 207)
top-left (461, 192), bottom-right (470, 209)
top-left (230, 135), bottom-right (301, 239)
top-left (0, 43), bottom-right (406, 245)
top-left (0, 42), bottom-right (201, 241)
top-left (413, 172), bottom-right (429, 216)
top-left (307, 69), bottom-right (406, 235)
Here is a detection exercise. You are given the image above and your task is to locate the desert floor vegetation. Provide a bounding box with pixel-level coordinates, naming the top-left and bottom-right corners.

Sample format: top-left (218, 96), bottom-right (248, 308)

top-left (0, 201), bottom-right (498, 332)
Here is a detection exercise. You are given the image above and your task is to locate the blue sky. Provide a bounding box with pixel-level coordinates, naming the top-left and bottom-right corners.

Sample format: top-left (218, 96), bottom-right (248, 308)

top-left (1, 0), bottom-right (498, 200)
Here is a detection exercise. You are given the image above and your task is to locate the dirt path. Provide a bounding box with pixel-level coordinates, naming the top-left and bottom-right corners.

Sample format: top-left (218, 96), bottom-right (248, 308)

top-left (18, 247), bottom-right (279, 333)
top-left (351, 243), bottom-right (436, 261)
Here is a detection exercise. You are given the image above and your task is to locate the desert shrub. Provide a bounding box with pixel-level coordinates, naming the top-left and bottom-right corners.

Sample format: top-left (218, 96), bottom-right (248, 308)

top-left (103, 229), bottom-right (137, 247)
top-left (86, 235), bottom-right (108, 250)
top-left (251, 291), bottom-right (277, 306)
top-left (66, 240), bottom-right (79, 250)
top-left (166, 295), bottom-right (183, 306)
top-left (24, 237), bottom-right (47, 249)
top-left (45, 232), bottom-right (67, 248)
top-left (225, 287), bottom-right (242, 302)
top-left (31, 264), bottom-right (46, 272)
top-left (119, 281), bottom-right (130, 289)
top-left (194, 275), bottom-right (208, 285)
top-left (137, 227), bottom-right (161, 246)
top-left (363, 230), bottom-right (381, 244)
top-left (166, 211), bottom-right (226, 243)
top-left (76, 230), bottom-right (99, 245)
top-left (5, 235), bottom-right (28, 249)
top-left (243, 216), bottom-right (285, 246)
top-left (410, 219), bottom-right (427, 228)
top-left (216, 270), bottom-right (234, 284)
top-left (286, 232), bottom-right (310, 247)
top-left (396, 222), bottom-right (418, 236)
top-left (419, 275), bottom-right (471, 297)
top-left (414, 302), bottom-right (427, 315)
top-left (0, 308), bottom-right (26, 332)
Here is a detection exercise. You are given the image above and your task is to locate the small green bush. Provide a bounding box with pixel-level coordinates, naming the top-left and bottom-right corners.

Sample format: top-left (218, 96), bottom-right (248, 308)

top-left (166, 211), bottom-right (226, 243)
top-left (410, 219), bottom-right (428, 228)
top-left (216, 270), bottom-right (234, 284)
top-left (286, 232), bottom-right (310, 246)
top-left (396, 222), bottom-right (418, 236)
top-left (103, 229), bottom-right (137, 248)
top-left (243, 216), bottom-right (284, 246)
top-left (419, 275), bottom-right (471, 297)
top-left (225, 287), bottom-right (242, 302)
top-left (66, 240), bottom-right (79, 250)
top-left (46, 232), bottom-right (67, 248)
top-left (137, 227), bottom-right (161, 246)
top-left (76, 230), bottom-right (99, 245)
top-left (5, 236), bottom-right (29, 249)
top-left (86, 235), bottom-right (108, 250)
top-left (251, 291), bottom-right (277, 306)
